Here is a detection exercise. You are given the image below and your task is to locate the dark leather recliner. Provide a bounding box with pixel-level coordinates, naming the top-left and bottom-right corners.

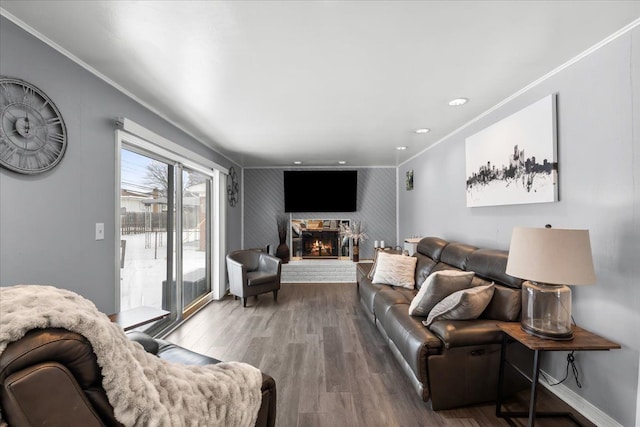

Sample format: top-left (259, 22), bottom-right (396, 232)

top-left (0, 328), bottom-right (276, 427)
top-left (357, 237), bottom-right (531, 410)
top-left (226, 250), bottom-right (281, 307)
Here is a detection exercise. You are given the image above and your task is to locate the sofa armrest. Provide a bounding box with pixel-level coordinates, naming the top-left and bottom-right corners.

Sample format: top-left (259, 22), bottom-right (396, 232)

top-left (258, 254), bottom-right (281, 276)
top-left (1, 362), bottom-right (106, 427)
top-left (127, 332), bottom-right (277, 427)
top-left (356, 262), bottom-right (373, 283)
top-left (126, 331), bottom-right (160, 354)
top-left (428, 320), bottom-right (508, 349)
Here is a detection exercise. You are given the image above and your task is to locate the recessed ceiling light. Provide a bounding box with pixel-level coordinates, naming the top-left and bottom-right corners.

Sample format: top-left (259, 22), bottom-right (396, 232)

top-left (449, 98), bottom-right (468, 107)
top-left (396, 146), bottom-right (407, 151)
top-left (293, 161), bottom-right (302, 165)
top-left (415, 128), bottom-right (430, 134)
top-left (338, 161), bottom-right (347, 165)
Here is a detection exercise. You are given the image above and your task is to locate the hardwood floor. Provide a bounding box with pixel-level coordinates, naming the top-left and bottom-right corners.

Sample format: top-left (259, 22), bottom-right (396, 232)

top-left (166, 283), bottom-right (594, 427)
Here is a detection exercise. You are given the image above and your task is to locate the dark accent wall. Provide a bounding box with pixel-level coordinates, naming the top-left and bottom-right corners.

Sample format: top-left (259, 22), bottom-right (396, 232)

top-left (244, 168), bottom-right (396, 260)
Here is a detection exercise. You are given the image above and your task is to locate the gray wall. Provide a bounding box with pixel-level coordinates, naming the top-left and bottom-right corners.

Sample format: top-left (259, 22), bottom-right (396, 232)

top-left (0, 17), bottom-right (241, 314)
top-left (398, 28), bottom-right (639, 426)
top-left (244, 168), bottom-right (397, 260)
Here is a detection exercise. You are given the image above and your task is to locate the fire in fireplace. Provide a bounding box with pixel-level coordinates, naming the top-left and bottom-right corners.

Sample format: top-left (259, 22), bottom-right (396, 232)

top-left (302, 231), bottom-right (339, 258)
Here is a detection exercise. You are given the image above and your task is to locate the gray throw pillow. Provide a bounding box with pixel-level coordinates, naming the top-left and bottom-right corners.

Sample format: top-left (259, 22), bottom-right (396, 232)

top-left (423, 284), bottom-right (495, 327)
top-left (408, 270), bottom-right (475, 317)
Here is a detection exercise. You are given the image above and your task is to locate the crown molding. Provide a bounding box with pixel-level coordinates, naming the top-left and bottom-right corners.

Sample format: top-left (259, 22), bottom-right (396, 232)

top-left (399, 17), bottom-right (640, 168)
top-left (0, 8), bottom-right (239, 168)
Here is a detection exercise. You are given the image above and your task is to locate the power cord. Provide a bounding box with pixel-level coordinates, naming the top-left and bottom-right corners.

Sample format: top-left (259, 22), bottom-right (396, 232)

top-left (540, 316), bottom-right (582, 388)
top-left (540, 351), bottom-right (582, 388)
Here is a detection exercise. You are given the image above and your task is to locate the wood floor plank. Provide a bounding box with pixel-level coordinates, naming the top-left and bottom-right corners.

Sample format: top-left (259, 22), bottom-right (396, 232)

top-left (318, 392), bottom-right (358, 427)
top-left (297, 333), bottom-right (324, 414)
top-left (323, 326), bottom-right (350, 392)
top-left (166, 282), bottom-right (595, 427)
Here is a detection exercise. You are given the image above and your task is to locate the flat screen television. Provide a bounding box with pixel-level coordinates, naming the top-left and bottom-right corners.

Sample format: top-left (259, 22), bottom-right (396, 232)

top-left (284, 170), bottom-right (357, 212)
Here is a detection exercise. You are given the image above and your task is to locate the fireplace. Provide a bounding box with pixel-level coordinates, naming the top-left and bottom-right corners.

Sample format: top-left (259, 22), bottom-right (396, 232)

top-left (302, 230), bottom-right (339, 258)
top-left (291, 219), bottom-right (350, 259)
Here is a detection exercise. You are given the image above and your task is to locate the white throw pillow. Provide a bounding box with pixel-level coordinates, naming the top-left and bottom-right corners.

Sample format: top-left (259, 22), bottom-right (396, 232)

top-left (408, 270), bottom-right (475, 317)
top-left (367, 248), bottom-right (404, 280)
top-left (423, 284), bottom-right (495, 327)
top-left (371, 252), bottom-right (418, 289)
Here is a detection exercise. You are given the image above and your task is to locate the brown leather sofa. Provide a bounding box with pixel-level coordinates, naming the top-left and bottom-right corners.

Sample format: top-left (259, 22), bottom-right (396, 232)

top-left (357, 237), bottom-right (531, 410)
top-left (0, 328), bottom-right (276, 427)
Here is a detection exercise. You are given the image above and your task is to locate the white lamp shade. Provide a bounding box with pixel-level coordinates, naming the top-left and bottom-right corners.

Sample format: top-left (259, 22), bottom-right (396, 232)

top-left (506, 227), bottom-right (596, 285)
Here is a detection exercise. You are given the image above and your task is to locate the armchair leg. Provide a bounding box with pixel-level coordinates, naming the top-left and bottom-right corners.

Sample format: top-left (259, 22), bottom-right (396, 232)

top-left (243, 297), bottom-right (247, 307)
top-left (273, 290), bottom-right (278, 302)
top-left (234, 296), bottom-right (238, 300)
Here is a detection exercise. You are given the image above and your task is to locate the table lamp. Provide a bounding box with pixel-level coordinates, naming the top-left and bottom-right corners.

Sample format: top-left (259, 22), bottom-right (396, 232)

top-left (506, 226), bottom-right (596, 340)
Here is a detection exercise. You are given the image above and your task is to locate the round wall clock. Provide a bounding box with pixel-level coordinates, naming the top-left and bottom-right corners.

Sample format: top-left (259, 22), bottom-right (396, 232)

top-left (0, 77), bottom-right (67, 175)
top-left (227, 166), bottom-right (239, 207)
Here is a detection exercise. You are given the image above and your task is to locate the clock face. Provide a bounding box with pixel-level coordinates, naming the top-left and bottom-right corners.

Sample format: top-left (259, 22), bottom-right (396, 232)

top-left (227, 166), bottom-right (239, 207)
top-left (0, 77), bottom-right (67, 174)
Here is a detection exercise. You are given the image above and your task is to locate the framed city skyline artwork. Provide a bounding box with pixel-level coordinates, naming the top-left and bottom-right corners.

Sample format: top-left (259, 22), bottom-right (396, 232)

top-left (465, 94), bottom-right (558, 207)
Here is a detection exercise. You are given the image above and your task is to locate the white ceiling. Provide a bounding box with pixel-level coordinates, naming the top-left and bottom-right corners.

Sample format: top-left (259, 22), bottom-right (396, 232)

top-left (2, 1), bottom-right (639, 167)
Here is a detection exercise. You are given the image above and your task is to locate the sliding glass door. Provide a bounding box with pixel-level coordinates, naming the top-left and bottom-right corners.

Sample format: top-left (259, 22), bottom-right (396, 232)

top-left (181, 168), bottom-right (211, 314)
top-left (120, 149), bottom-right (176, 315)
top-left (118, 145), bottom-right (214, 332)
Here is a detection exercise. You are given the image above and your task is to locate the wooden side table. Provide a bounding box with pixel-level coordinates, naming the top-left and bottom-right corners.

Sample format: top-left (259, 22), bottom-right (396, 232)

top-left (108, 306), bottom-right (170, 331)
top-left (496, 323), bottom-right (620, 427)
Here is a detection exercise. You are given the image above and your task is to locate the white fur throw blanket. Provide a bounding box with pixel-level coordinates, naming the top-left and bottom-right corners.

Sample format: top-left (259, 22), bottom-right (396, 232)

top-left (0, 285), bottom-right (262, 426)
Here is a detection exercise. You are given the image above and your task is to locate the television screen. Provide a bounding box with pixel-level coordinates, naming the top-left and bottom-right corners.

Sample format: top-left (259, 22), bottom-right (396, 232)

top-left (284, 170), bottom-right (357, 212)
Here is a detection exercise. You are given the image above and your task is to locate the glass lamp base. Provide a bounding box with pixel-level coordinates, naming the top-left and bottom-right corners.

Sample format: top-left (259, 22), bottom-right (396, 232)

top-left (521, 281), bottom-right (574, 341)
top-left (521, 322), bottom-right (574, 340)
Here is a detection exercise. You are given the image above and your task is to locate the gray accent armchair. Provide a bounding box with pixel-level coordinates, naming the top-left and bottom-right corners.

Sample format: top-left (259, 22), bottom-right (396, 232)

top-left (226, 249), bottom-right (282, 307)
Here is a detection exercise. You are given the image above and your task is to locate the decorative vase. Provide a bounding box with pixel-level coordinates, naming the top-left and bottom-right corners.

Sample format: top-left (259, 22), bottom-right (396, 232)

top-left (276, 240), bottom-right (290, 264)
top-left (352, 240), bottom-right (359, 262)
top-left (276, 214), bottom-right (290, 264)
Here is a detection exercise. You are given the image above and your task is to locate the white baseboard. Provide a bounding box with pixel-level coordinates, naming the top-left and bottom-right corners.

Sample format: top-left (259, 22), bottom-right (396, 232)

top-left (540, 371), bottom-right (622, 427)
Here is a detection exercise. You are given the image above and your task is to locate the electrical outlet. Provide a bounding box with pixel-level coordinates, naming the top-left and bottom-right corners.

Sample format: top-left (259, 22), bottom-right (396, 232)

top-left (95, 223), bottom-right (104, 240)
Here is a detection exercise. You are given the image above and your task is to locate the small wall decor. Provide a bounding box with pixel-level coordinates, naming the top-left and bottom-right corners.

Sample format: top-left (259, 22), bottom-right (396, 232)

top-left (465, 94), bottom-right (558, 207)
top-left (227, 166), bottom-right (239, 207)
top-left (405, 170), bottom-right (414, 191)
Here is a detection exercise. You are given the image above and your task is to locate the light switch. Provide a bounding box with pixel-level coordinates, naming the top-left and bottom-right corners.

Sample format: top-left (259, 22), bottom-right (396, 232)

top-left (95, 223), bottom-right (104, 240)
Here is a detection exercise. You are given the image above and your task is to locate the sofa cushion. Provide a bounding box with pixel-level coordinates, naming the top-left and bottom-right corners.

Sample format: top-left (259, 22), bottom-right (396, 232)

top-left (231, 250), bottom-right (261, 272)
top-left (372, 252), bottom-right (417, 289)
top-left (466, 248), bottom-right (522, 289)
top-left (126, 331), bottom-right (159, 354)
top-left (408, 270), bottom-right (475, 317)
top-left (378, 304), bottom-right (443, 382)
top-left (247, 271), bottom-right (278, 286)
top-left (431, 262), bottom-right (462, 274)
top-left (424, 284), bottom-right (495, 327)
top-left (428, 319), bottom-right (507, 348)
top-left (373, 288), bottom-right (415, 319)
top-left (359, 277), bottom-right (390, 314)
top-left (416, 237), bottom-right (448, 261)
top-left (439, 243), bottom-right (477, 270)
top-left (480, 284), bottom-right (521, 321)
top-left (155, 339), bottom-right (222, 365)
top-left (414, 254), bottom-right (437, 289)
